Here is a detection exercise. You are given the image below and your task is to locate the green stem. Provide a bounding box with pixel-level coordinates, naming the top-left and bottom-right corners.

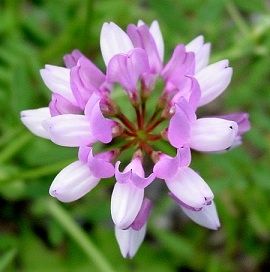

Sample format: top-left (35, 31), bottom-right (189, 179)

top-left (0, 132), bottom-right (32, 163)
top-left (47, 200), bottom-right (115, 272)
top-left (0, 158), bottom-right (74, 186)
top-left (0, 248), bottom-right (17, 271)
top-left (225, 0), bottom-right (249, 36)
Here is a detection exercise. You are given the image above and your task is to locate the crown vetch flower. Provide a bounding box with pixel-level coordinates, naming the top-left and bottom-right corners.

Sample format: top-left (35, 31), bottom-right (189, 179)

top-left (20, 20), bottom-right (250, 258)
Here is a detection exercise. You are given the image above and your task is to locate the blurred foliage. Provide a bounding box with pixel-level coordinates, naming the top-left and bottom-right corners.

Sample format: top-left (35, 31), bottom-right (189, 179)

top-left (0, 0), bottom-right (270, 271)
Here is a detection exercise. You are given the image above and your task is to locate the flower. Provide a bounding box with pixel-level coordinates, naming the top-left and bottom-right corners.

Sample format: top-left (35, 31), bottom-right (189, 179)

top-left (20, 20), bottom-right (250, 258)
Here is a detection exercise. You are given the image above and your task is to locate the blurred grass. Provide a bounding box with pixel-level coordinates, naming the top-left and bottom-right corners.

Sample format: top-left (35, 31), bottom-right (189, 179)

top-left (0, 0), bottom-right (270, 271)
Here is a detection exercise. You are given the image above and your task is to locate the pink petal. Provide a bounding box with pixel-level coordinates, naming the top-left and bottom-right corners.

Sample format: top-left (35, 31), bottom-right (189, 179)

top-left (71, 56), bottom-right (105, 109)
top-left (131, 198), bottom-right (152, 231)
top-left (127, 24), bottom-right (162, 73)
top-left (87, 149), bottom-right (115, 178)
top-left (168, 100), bottom-right (193, 148)
top-left (49, 94), bottom-right (81, 116)
top-left (63, 49), bottom-right (84, 68)
top-left (107, 48), bottom-right (150, 96)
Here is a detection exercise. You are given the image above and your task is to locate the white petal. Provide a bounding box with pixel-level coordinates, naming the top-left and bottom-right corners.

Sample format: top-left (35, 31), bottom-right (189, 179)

top-left (100, 22), bottom-right (134, 66)
top-left (20, 107), bottom-right (51, 138)
top-left (167, 167), bottom-right (213, 210)
top-left (111, 182), bottom-right (144, 229)
top-left (115, 224), bottom-right (146, 258)
top-left (42, 114), bottom-right (94, 147)
top-left (186, 35), bottom-right (204, 53)
top-left (181, 201), bottom-right (220, 230)
top-left (149, 20), bottom-right (164, 62)
top-left (195, 43), bottom-right (211, 72)
top-left (190, 118), bottom-right (238, 152)
top-left (137, 20), bottom-right (145, 27)
top-left (195, 60), bottom-right (233, 106)
top-left (50, 161), bottom-right (99, 202)
top-left (40, 65), bottom-right (77, 104)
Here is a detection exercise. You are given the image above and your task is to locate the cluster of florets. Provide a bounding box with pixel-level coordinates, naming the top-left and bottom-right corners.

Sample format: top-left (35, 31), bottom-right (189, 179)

top-left (21, 20), bottom-right (250, 258)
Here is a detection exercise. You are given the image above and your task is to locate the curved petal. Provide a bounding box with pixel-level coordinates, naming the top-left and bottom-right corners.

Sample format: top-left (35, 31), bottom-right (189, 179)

top-left (49, 161), bottom-right (99, 202)
top-left (131, 198), bottom-right (152, 231)
top-left (180, 201), bottom-right (220, 230)
top-left (87, 149), bottom-right (115, 178)
top-left (190, 118), bottom-right (238, 152)
top-left (20, 107), bottom-right (51, 139)
top-left (100, 22), bottom-right (134, 66)
top-left (166, 167), bottom-right (214, 210)
top-left (127, 24), bottom-right (162, 73)
top-left (63, 49), bottom-right (84, 68)
top-left (42, 114), bottom-right (95, 147)
top-left (71, 56), bottom-right (105, 109)
top-left (88, 100), bottom-right (114, 144)
top-left (107, 48), bottom-right (150, 96)
top-left (111, 181), bottom-right (144, 229)
top-left (49, 94), bottom-right (81, 116)
top-left (168, 101), bottom-right (193, 148)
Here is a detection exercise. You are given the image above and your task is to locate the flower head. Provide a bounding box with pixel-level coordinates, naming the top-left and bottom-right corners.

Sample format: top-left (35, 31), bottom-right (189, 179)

top-left (20, 20), bottom-right (250, 258)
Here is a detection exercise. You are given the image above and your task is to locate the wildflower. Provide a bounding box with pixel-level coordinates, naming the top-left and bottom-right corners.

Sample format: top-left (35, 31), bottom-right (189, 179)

top-left (21, 20), bottom-right (250, 258)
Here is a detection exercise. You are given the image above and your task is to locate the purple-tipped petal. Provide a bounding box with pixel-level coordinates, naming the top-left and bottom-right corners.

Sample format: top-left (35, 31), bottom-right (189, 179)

top-left (107, 48), bottom-right (150, 96)
top-left (63, 49), bottom-right (84, 68)
top-left (180, 201), bottom-right (220, 230)
top-left (166, 167), bottom-right (214, 210)
top-left (49, 94), bottom-right (81, 116)
top-left (127, 24), bottom-right (162, 73)
top-left (49, 161), bottom-right (99, 202)
top-left (111, 181), bottom-right (144, 229)
top-left (78, 146), bottom-right (91, 163)
top-left (42, 114), bottom-right (95, 147)
top-left (20, 107), bottom-right (51, 139)
top-left (190, 118), bottom-right (238, 152)
top-left (196, 60), bottom-right (233, 106)
top-left (71, 56), bottom-right (105, 109)
top-left (131, 198), bottom-right (152, 231)
top-left (115, 161), bottom-right (132, 183)
top-left (115, 224), bottom-right (146, 259)
top-left (218, 112), bottom-right (250, 135)
top-left (40, 65), bottom-right (77, 105)
top-left (87, 149), bottom-right (115, 178)
top-left (100, 22), bottom-right (134, 66)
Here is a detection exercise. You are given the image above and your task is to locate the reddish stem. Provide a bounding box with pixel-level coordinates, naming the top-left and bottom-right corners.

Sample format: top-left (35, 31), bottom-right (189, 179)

top-left (116, 113), bottom-right (136, 133)
top-left (146, 117), bottom-right (165, 132)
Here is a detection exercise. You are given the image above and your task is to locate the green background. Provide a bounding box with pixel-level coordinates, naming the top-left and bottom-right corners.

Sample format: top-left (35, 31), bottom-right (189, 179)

top-left (0, 0), bottom-right (270, 271)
